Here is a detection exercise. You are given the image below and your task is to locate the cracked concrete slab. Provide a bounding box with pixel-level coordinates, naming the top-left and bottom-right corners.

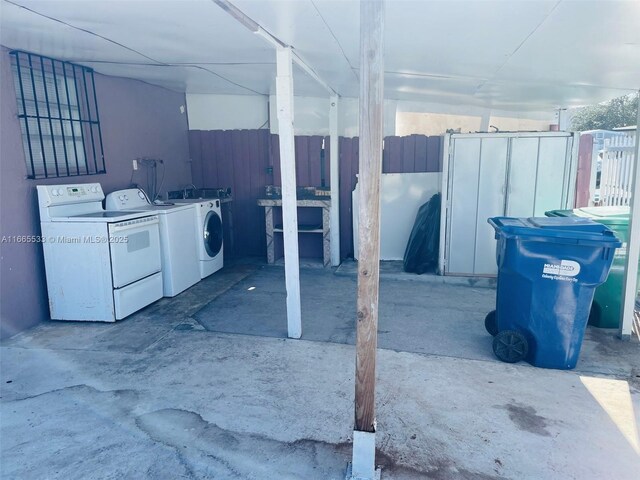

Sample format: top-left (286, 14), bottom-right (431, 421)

top-left (136, 408), bottom-right (354, 479)
top-left (2, 330), bottom-right (639, 479)
top-left (1, 262), bottom-right (258, 354)
top-left (1, 262), bottom-right (639, 479)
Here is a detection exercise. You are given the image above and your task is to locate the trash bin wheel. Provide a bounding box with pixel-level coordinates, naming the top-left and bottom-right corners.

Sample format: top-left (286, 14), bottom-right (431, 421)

top-left (493, 330), bottom-right (528, 363)
top-left (485, 310), bottom-right (498, 336)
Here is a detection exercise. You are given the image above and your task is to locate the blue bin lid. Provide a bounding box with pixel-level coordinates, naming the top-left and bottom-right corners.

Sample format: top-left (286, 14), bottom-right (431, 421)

top-left (488, 217), bottom-right (622, 246)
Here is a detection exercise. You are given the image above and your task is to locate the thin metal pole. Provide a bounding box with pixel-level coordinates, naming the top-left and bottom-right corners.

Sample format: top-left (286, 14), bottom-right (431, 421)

top-left (81, 67), bottom-right (99, 174)
top-left (329, 95), bottom-right (340, 266)
top-left (320, 141), bottom-right (326, 187)
top-left (15, 114), bottom-right (80, 122)
top-left (62, 62), bottom-right (81, 175)
top-left (27, 53), bottom-right (48, 178)
top-left (71, 64), bottom-right (90, 174)
top-left (50, 58), bottom-right (70, 176)
top-left (13, 52), bottom-right (36, 178)
top-left (39, 56), bottom-right (59, 177)
top-left (90, 71), bottom-right (106, 173)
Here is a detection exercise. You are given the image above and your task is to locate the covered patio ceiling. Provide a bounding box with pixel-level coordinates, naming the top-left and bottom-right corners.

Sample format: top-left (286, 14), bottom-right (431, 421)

top-left (1, 0), bottom-right (639, 111)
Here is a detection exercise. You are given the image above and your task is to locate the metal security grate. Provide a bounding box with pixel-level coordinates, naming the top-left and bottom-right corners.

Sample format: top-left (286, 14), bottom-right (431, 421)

top-left (10, 51), bottom-right (106, 179)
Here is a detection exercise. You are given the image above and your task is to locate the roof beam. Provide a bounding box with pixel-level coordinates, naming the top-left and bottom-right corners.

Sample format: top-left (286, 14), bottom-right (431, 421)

top-left (212, 0), bottom-right (338, 96)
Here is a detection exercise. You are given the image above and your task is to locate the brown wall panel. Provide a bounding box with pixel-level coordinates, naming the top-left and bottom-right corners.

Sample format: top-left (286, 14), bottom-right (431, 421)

top-left (189, 131), bottom-right (441, 261)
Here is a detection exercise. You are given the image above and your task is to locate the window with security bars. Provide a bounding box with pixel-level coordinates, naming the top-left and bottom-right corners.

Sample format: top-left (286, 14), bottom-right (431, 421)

top-left (10, 51), bottom-right (106, 179)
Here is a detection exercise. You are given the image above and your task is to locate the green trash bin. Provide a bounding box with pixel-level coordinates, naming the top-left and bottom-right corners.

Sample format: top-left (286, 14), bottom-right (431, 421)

top-left (545, 206), bottom-right (639, 328)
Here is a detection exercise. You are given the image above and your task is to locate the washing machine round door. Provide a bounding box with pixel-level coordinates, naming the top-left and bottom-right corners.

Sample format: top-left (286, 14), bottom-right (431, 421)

top-left (203, 210), bottom-right (223, 258)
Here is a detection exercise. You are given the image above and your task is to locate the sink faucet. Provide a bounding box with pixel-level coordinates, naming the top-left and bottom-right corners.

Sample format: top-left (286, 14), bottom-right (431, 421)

top-left (182, 183), bottom-right (197, 198)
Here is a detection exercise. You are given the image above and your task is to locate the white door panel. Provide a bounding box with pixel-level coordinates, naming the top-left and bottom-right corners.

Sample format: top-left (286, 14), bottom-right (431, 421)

top-left (474, 137), bottom-right (508, 275)
top-left (507, 137), bottom-right (539, 217)
top-left (444, 132), bottom-right (575, 276)
top-left (447, 138), bottom-right (481, 274)
top-left (109, 222), bottom-right (162, 288)
top-left (534, 136), bottom-right (571, 216)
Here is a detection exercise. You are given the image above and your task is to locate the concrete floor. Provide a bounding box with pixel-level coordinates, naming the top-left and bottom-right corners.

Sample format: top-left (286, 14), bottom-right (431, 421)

top-left (2, 260), bottom-right (639, 479)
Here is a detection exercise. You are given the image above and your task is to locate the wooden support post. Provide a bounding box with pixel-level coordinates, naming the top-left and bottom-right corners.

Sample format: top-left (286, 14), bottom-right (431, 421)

top-left (330, 95), bottom-right (341, 266)
top-left (350, 1), bottom-right (384, 479)
top-left (355, 0), bottom-right (385, 435)
top-left (619, 93), bottom-right (640, 339)
top-left (276, 46), bottom-right (302, 339)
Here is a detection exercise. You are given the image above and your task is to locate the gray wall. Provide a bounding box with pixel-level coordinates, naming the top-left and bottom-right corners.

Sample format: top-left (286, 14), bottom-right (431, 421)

top-left (0, 47), bottom-right (192, 339)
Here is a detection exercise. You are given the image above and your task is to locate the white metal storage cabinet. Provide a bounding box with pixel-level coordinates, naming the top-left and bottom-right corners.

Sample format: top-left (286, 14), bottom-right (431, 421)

top-left (439, 132), bottom-right (578, 276)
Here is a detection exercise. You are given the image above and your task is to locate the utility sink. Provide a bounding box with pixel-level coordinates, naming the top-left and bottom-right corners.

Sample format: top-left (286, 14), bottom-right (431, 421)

top-left (167, 188), bottom-right (231, 200)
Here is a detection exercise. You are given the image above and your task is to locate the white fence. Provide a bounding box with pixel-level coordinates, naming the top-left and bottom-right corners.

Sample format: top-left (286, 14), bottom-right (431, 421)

top-left (599, 133), bottom-right (637, 206)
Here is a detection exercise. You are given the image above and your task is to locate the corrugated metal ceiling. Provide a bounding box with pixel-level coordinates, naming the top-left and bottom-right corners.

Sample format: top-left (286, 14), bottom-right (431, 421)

top-left (1, 0), bottom-right (639, 109)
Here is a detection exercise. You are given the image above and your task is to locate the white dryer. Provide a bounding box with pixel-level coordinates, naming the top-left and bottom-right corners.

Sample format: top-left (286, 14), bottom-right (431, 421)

top-left (106, 189), bottom-right (201, 296)
top-left (174, 199), bottom-right (224, 278)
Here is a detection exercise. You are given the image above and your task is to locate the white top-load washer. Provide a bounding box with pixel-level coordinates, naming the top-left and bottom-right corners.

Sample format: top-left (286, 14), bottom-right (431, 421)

top-left (106, 188), bottom-right (200, 297)
top-left (37, 183), bottom-right (163, 322)
top-left (173, 199), bottom-right (224, 278)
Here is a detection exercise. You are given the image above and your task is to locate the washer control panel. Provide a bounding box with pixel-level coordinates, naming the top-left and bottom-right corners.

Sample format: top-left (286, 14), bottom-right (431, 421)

top-left (105, 188), bottom-right (150, 210)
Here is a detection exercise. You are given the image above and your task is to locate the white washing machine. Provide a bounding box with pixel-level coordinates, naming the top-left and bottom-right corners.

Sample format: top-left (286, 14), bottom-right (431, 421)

top-left (106, 189), bottom-right (201, 296)
top-left (174, 199), bottom-right (224, 278)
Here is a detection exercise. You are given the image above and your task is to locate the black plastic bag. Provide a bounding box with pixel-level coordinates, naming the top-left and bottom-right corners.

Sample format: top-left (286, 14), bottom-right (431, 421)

top-left (403, 193), bottom-right (441, 274)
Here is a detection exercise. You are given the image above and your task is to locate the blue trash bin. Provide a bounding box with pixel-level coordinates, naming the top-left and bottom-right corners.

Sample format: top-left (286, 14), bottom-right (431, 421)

top-left (486, 217), bottom-right (621, 369)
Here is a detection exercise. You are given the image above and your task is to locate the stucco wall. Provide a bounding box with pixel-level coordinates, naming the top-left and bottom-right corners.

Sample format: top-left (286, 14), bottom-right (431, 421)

top-left (0, 47), bottom-right (192, 338)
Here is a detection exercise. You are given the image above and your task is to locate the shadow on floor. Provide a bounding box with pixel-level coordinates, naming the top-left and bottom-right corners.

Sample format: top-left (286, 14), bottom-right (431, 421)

top-left (193, 265), bottom-right (639, 377)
